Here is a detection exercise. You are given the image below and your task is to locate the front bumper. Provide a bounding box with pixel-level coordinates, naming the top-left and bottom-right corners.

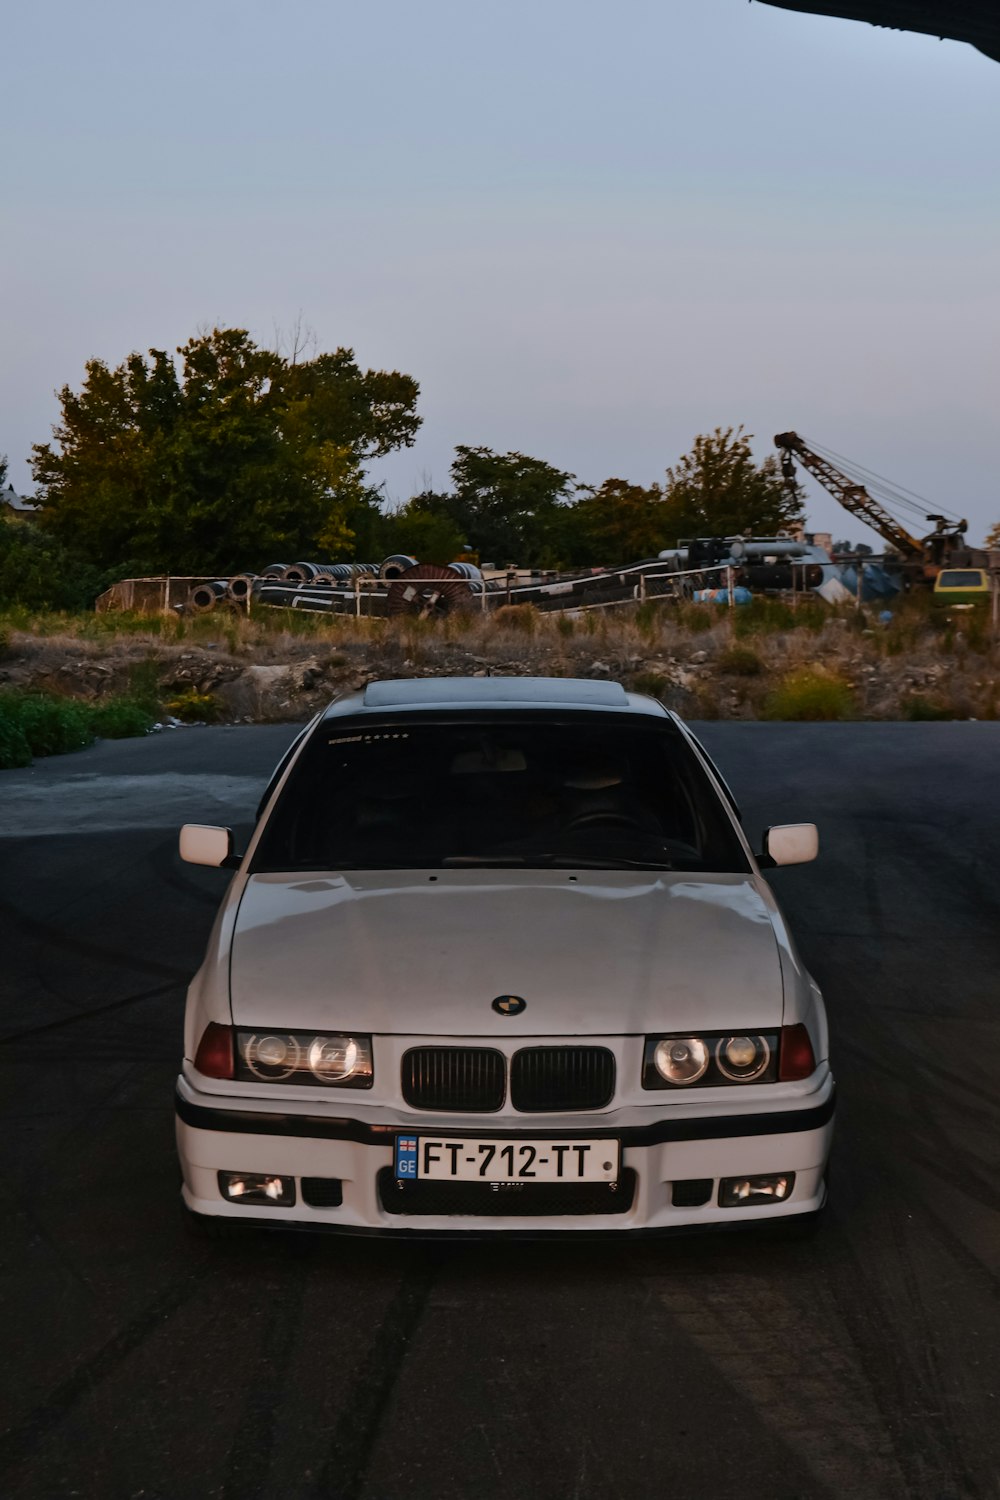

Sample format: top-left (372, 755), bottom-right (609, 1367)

top-left (176, 1071), bottom-right (835, 1235)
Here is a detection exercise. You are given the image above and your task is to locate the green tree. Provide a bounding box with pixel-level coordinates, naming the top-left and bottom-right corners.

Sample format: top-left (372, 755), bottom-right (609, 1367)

top-left (0, 520), bottom-right (114, 611)
top-left (31, 329), bottom-right (420, 574)
top-left (662, 426), bottom-right (801, 543)
top-left (569, 478), bottom-right (669, 566)
top-left (384, 496), bottom-right (468, 565)
top-left (0, 454), bottom-right (8, 490)
top-left (419, 447), bottom-right (576, 565)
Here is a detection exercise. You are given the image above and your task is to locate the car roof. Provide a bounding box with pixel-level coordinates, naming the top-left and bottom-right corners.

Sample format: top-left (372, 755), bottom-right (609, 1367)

top-left (320, 676), bottom-right (669, 719)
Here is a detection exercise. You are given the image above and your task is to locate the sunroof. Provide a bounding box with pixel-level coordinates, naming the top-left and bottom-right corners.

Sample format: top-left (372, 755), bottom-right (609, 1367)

top-left (363, 677), bottom-right (629, 708)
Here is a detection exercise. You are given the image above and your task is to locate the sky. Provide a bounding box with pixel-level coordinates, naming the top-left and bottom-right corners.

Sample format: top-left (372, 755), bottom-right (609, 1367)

top-left (2, 0), bottom-right (998, 550)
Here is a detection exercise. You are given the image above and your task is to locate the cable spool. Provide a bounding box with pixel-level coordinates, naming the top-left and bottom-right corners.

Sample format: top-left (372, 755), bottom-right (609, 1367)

top-left (449, 561), bottom-right (483, 581)
top-left (189, 580), bottom-right (229, 612)
top-left (380, 554), bottom-right (419, 581)
top-left (387, 563), bottom-right (474, 618)
top-left (227, 574), bottom-right (257, 601)
top-left (260, 563), bottom-right (287, 578)
top-left (310, 570), bottom-right (337, 586)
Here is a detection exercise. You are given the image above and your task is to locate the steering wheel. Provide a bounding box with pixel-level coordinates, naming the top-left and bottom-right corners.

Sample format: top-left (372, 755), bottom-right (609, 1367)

top-left (563, 811), bottom-right (646, 832)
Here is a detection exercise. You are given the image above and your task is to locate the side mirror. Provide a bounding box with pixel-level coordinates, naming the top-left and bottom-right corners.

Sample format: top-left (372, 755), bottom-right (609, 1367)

top-left (179, 824), bottom-right (241, 869)
top-left (759, 823), bottom-right (818, 868)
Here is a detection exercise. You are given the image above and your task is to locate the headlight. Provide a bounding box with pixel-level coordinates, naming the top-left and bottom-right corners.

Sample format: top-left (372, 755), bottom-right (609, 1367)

top-left (643, 1032), bottom-right (778, 1088)
top-left (715, 1034), bottom-right (771, 1082)
top-left (244, 1033), bottom-right (301, 1081)
top-left (308, 1035), bottom-right (361, 1082)
top-left (652, 1037), bottom-right (709, 1085)
top-left (236, 1029), bottom-right (373, 1088)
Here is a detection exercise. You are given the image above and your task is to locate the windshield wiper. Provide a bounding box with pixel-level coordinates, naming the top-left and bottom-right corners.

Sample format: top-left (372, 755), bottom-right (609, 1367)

top-left (441, 853), bottom-right (677, 871)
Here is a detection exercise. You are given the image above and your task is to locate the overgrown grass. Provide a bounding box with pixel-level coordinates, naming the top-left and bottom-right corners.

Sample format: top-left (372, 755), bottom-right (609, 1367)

top-left (732, 599), bottom-right (826, 637)
top-left (2, 594), bottom-right (996, 728)
top-left (126, 656), bottom-right (163, 714)
top-left (716, 645), bottom-right (764, 676)
top-left (762, 669), bottom-right (856, 722)
top-left (0, 689), bottom-right (155, 769)
top-left (676, 603), bottom-right (714, 633)
top-left (492, 604), bottom-right (540, 632)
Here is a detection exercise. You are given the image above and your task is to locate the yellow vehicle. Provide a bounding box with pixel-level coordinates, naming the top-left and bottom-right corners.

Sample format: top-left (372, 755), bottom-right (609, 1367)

top-left (932, 568), bottom-right (991, 611)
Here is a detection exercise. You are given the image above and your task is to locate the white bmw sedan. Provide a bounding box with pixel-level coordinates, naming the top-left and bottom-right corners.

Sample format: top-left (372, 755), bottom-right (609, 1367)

top-left (176, 677), bottom-right (833, 1236)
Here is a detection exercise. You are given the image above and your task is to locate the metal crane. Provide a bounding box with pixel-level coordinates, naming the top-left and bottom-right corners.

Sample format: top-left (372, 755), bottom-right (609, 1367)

top-left (774, 431), bottom-right (970, 579)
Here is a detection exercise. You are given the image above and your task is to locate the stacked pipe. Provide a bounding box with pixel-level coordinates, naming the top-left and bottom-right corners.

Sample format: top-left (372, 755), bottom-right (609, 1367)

top-left (188, 544), bottom-right (844, 619)
top-left (189, 580), bottom-right (230, 611)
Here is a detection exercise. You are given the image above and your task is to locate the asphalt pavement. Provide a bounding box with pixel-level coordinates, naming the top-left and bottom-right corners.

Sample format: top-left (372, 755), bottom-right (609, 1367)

top-left (1, 721), bottom-right (998, 1500)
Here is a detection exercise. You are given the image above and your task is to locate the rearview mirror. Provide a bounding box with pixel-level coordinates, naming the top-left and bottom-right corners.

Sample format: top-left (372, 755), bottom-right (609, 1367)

top-left (179, 824), bottom-right (240, 868)
top-left (759, 823), bottom-right (818, 868)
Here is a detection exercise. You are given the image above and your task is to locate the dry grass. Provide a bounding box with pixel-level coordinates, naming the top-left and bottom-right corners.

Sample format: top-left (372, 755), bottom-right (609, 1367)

top-left (1, 596), bottom-right (997, 723)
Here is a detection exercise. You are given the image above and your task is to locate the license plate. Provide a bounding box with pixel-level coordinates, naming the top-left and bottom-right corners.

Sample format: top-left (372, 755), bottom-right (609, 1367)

top-left (394, 1135), bottom-right (620, 1184)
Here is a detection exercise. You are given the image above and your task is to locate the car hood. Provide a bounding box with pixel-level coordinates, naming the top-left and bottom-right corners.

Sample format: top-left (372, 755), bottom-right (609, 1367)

top-left (229, 870), bottom-right (784, 1035)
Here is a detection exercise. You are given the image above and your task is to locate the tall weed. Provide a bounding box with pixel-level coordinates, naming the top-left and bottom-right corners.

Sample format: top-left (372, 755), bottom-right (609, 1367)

top-left (762, 669), bottom-right (856, 721)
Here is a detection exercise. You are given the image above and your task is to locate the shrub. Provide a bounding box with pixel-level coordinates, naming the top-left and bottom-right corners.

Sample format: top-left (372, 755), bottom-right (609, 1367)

top-left (0, 521), bottom-right (108, 611)
top-left (0, 712), bottom-right (32, 769)
top-left (717, 645), bottom-right (763, 677)
top-left (680, 604), bottom-right (714, 633)
top-left (0, 690), bottom-right (94, 766)
top-left (556, 614), bottom-right (575, 638)
top-left (732, 599), bottom-right (796, 637)
top-left (632, 671), bottom-right (668, 699)
top-left (902, 695), bottom-right (955, 721)
top-left (14, 693), bottom-right (93, 755)
top-left (126, 657), bottom-right (163, 715)
top-left (634, 600), bottom-right (661, 638)
top-left (165, 689), bottom-right (221, 723)
top-left (90, 697), bottom-right (156, 738)
top-left (493, 604), bottom-right (540, 632)
top-left (762, 669), bottom-right (856, 721)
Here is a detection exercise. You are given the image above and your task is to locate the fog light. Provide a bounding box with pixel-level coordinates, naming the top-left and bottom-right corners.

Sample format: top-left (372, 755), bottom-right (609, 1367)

top-left (218, 1171), bottom-right (296, 1207)
top-left (719, 1173), bottom-right (794, 1208)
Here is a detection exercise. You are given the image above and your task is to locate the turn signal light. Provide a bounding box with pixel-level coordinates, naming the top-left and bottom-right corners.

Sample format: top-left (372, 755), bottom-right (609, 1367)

top-left (778, 1024), bottom-right (816, 1081)
top-left (195, 1022), bottom-right (235, 1079)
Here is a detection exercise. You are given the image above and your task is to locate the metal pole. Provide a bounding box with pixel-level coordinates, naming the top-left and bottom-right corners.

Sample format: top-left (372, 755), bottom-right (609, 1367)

top-left (856, 556), bottom-right (863, 612)
top-left (727, 565), bottom-right (735, 610)
top-left (355, 575), bottom-right (362, 617)
top-left (992, 569), bottom-right (999, 643)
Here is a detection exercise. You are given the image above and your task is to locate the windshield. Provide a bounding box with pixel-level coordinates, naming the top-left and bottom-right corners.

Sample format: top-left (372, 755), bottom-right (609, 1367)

top-left (251, 714), bottom-right (750, 874)
top-left (938, 571), bottom-right (985, 588)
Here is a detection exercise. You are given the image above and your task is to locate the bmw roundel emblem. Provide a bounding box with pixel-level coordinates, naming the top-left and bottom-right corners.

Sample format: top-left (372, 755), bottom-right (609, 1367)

top-left (492, 995), bottom-right (526, 1016)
